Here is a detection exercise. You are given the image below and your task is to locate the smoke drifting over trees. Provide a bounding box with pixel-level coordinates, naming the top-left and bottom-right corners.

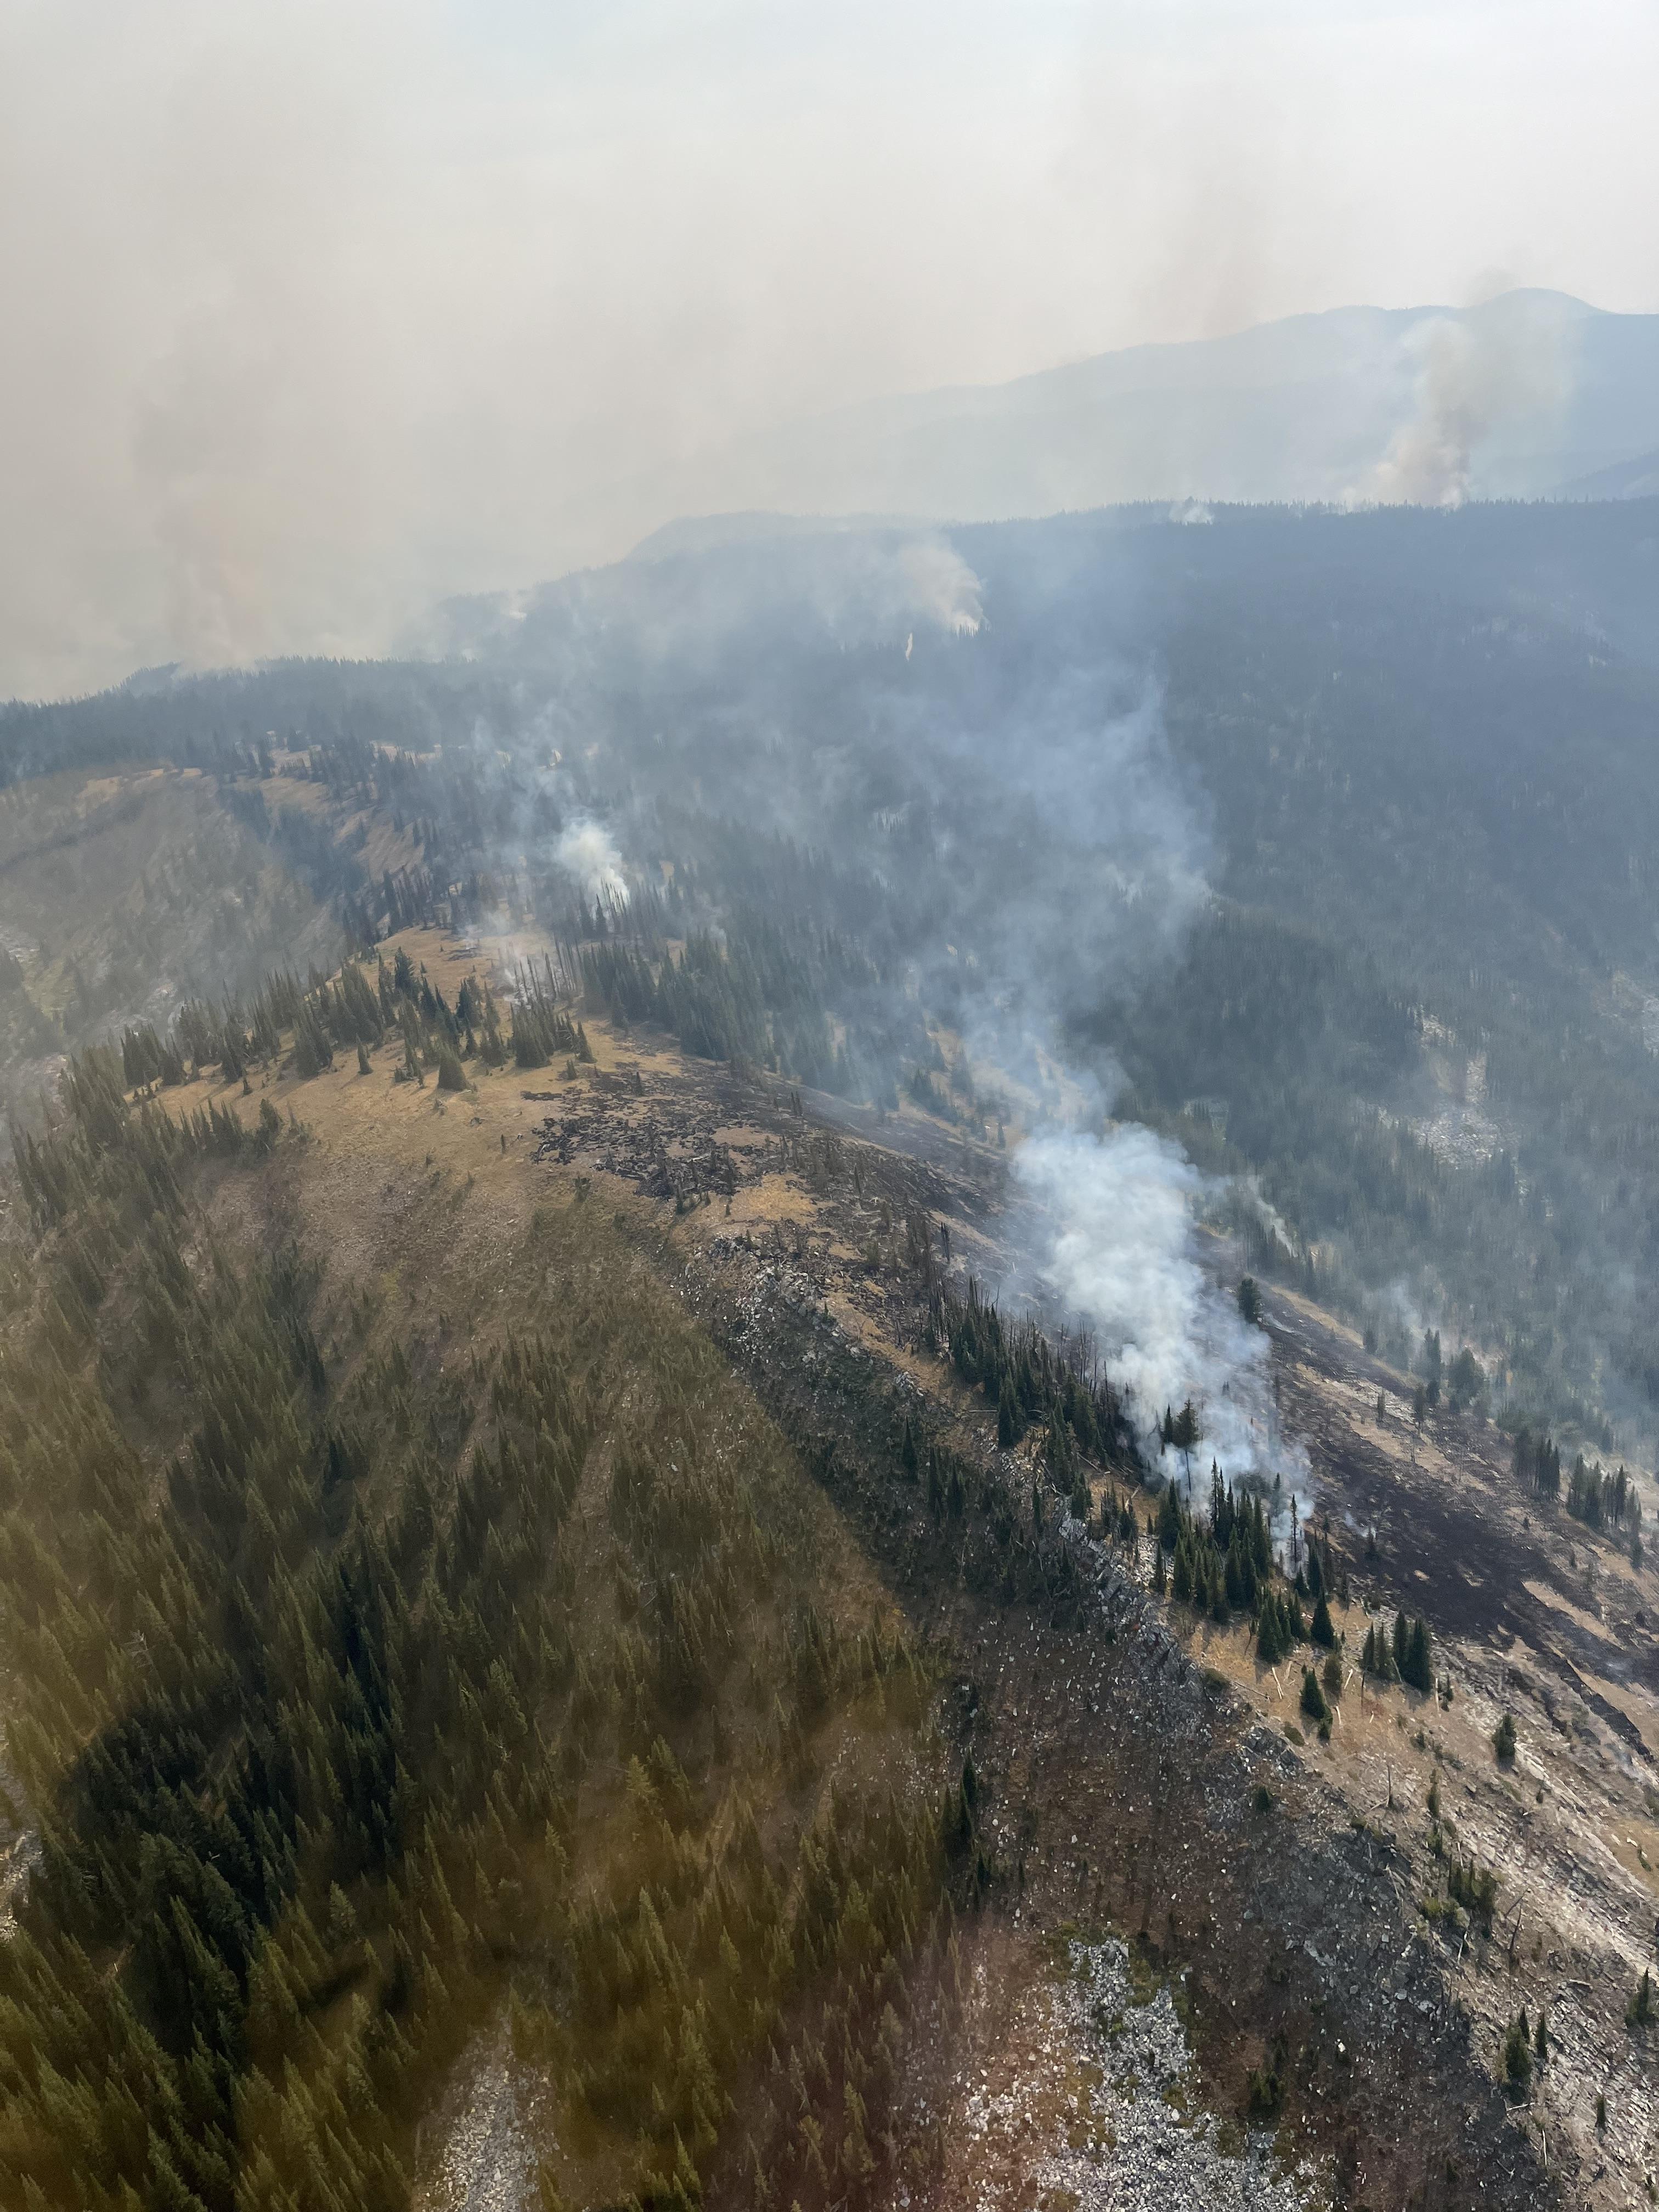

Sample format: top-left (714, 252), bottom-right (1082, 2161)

top-left (1014, 1127), bottom-right (1293, 1481)
top-left (1360, 291), bottom-right (1579, 508)
top-left (12, 494), bottom-right (1659, 1446)
top-left (8, 16), bottom-right (1659, 2204)
top-left (4, 1), bottom-right (1658, 701)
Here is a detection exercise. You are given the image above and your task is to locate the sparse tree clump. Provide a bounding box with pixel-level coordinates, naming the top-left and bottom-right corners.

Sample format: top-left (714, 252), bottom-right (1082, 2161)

top-left (1421, 1328), bottom-right (1442, 1407)
top-left (1448, 1856), bottom-right (1499, 1927)
top-left (1399, 1612), bottom-right (1433, 1692)
top-left (1447, 1345), bottom-right (1486, 1412)
top-left (1502, 2010), bottom-right (1533, 2094)
top-left (1256, 1586), bottom-right (1306, 1665)
top-left (1359, 1610), bottom-right (1432, 1692)
top-left (1514, 1425), bottom-right (1562, 1500)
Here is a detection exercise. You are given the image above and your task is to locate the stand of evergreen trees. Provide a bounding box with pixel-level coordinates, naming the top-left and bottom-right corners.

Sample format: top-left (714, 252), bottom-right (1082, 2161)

top-left (580, 912), bottom-right (910, 1107)
top-left (1513, 1426), bottom-right (1643, 1553)
top-left (105, 936), bottom-right (602, 1102)
top-left (0, 1044), bottom-right (962, 2211)
top-left (930, 1278), bottom-right (1135, 1475)
top-left (1359, 1611), bottom-right (1434, 1692)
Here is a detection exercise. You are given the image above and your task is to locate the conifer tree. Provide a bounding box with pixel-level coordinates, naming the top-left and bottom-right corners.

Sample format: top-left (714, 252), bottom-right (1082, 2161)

top-left (997, 1375), bottom-right (1020, 1450)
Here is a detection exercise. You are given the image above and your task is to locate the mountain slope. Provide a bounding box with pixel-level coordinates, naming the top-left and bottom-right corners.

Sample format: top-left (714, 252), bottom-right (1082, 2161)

top-left (1, 920), bottom-right (1588, 2210)
top-left (7, 533), bottom-right (1659, 2200)
top-left (649, 291), bottom-right (1659, 518)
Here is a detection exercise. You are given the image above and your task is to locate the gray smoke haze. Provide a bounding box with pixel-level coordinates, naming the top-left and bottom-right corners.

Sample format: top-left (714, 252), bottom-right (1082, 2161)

top-left (622, 530), bottom-right (986, 661)
top-left (828, 546), bottom-right (1295, 1479)
top-left (4, 0), bottom-right (1657, 702)
top-left (511, 521), bottom-right (1290, 1476)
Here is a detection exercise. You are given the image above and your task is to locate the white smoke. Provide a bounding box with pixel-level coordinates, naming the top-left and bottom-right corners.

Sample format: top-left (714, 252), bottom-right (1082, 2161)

top-left (895, 538), bottom-right (983, 635)
top-left (1361, 295), bottom-right (1572, 508)
top-left (1167, 498), bottom-right (1214, 526)
top-left (554, 816), bottom-right (629, 905)
top-left (1014, 1125), bottom-right (1302, 1487)
top-left (766, 529), bottom-right (985, 644)
top-left (1237, 1175), bottom-right (1298, 1263)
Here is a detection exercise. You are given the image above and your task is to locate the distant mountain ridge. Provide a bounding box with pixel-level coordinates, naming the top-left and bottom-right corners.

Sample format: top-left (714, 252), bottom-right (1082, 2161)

top-left (646, 290), bottom-right (1659, 524)
top-left (1557, 448), bottom-right (1659, 501)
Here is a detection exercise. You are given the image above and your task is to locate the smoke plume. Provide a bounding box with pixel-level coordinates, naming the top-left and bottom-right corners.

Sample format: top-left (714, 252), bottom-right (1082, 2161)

top-left (1014, 1128), bottom-right (1298, 1485)
top-left (554, 817), bottom-right (630, 907)
top-left (467, 528), bottom-right (1257, 1481)
top-left (894, 540), bottom-right (983, 637)
top-left (486, 531), bottom-right (1250, 1475)
top-left (1363, 294), bottom-right (1575, 507)
top-left (8, 2), bottom-right (1655, 701)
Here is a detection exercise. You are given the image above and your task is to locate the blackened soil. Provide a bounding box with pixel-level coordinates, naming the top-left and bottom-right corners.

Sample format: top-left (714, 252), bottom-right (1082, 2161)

top-left (684, 1248), bottom-right (1564, 2212)
top-left (1266, 1285), bottom-right (1659, 1751)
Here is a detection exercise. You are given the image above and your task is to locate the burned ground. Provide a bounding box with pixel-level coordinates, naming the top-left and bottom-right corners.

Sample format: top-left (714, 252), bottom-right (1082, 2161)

top-left (1267, 1289), bottom-right (1658, 1707)
top-left (1250, 1284), bottom-right (1659, 2202)
top-left (674, 1223), bottom-right (1553, 2212)
top-left (499, 1020), bottom-right (1659, 2208)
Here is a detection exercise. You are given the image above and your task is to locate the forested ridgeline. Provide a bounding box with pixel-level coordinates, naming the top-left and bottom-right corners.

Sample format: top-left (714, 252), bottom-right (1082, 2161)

top-left (11, 497), bottom-right (1659, 1436)
top-left (100, 941), bottom-right (573, 1103)
top-left (98, 856), bottom-right (918, 1121)
top-left (0, 664), bottom-right (519, 794)
top-left (0, 1054), bottom-right (969, 2212)
top-left (0, 771), bottom-right (338, 1110)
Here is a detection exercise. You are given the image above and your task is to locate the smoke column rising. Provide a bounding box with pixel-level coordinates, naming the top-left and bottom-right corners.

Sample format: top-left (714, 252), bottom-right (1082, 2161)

top-left (554, 818), bottom-right (630, 907)
top-left (1362, 292), bottom-right (1576, 507)
top-left (824, 541), bottom-right (1299, 1486)
top-left (493, 524), bottom-right (1294, 1481)
top-left (1013, 1127), bottom-right (1300, 1486)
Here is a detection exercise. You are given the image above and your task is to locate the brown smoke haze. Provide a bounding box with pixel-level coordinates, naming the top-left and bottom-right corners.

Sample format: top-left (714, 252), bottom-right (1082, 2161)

top-left (3, 0), bottom-right (1656, 701)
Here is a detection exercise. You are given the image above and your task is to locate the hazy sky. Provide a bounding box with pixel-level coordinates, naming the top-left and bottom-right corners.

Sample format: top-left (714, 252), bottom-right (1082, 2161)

top-left (3, 0), bottom-right (1656, 701)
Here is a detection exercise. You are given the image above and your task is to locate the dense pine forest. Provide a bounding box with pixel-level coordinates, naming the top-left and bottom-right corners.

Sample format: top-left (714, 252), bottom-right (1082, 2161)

top-left (0, 1034), bottom-right (978, 2211)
